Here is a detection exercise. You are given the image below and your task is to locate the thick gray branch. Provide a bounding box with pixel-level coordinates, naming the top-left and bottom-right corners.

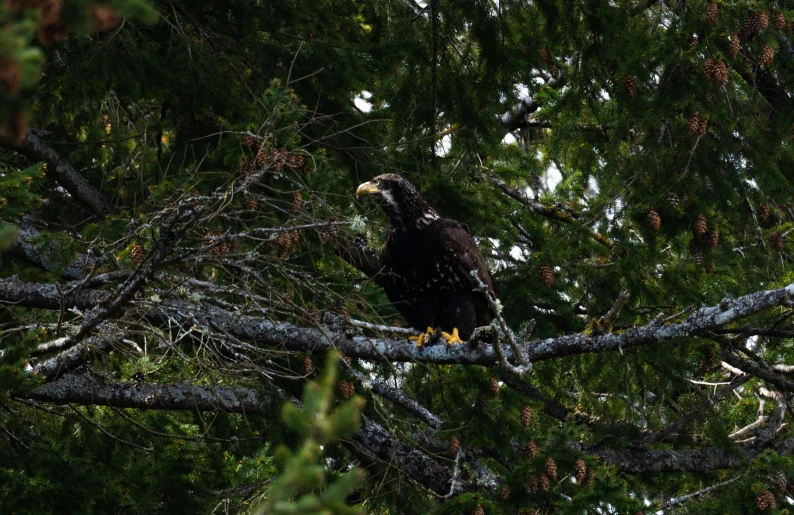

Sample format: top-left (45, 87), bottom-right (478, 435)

top-left (3, 278), bottom-right (794, 367)
top-left (0, 129), bottom-right (115, 218)
top-left (22, 374), bottom-right (272, 414)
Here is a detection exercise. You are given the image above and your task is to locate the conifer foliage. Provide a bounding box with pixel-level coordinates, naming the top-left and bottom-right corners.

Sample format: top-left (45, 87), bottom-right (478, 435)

top-left (2, 0), bottom-right (794, 513)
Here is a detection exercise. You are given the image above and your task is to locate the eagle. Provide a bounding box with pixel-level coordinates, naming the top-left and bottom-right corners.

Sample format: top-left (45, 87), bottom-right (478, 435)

top-left (356, 174), bottom-right (495, 344)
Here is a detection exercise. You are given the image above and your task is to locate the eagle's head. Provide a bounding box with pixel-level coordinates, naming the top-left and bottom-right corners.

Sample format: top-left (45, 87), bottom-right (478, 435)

top-left (356, 174), bottom-right (438, 231)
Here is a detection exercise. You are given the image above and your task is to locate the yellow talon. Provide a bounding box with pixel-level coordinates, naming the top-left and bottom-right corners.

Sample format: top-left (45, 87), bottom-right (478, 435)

top-left (442, 327), bottom-right (465, 344)
top-left (409, 327), bottom-right (436, 347)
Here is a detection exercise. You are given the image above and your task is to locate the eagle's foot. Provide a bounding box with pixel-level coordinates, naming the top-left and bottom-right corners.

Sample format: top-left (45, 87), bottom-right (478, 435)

top-left (409, 326), bottom-right (437, 347)
top-left (442, 328), bottom-right (465, 344)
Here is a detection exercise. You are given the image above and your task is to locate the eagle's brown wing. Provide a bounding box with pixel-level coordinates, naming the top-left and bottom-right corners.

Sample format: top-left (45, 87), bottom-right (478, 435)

top-left (438, 222), bottom-right (495, 326)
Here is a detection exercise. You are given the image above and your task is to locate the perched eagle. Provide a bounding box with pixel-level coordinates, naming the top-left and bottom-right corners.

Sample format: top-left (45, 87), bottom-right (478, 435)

top-left (356, 174), bottom-right (495, 344)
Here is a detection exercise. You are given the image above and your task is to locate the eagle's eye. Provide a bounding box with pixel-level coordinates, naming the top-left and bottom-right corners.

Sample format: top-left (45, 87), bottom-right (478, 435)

top-left (375, 179), bottom-right (381, 186)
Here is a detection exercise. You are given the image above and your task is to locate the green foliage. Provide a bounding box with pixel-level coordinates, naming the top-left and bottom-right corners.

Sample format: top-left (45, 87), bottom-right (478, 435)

top-left (255, 351), bottom-right (364, 515)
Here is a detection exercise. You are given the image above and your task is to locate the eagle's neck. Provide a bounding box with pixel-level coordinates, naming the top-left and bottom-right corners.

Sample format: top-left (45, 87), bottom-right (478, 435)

top-left (383, 191), bottom-right (438, 232)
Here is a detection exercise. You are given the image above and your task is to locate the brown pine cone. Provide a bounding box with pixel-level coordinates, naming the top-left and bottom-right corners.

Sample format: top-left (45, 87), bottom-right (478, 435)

top-left (131, 244), bottom-right (144, 267)
top-left (695, 214), bottom-right (708, 236)
top-left (475, 393), bottom-right (488, 413)
top-left (338, 380), bottom-right (355, 400)
top-left (688, 35), bottom-right (699, 50)
top-left (574, 458), bottom-right (587, 482)
top-left (489, 377), bottom-right (500, 397)
top-left (528, 476), bottom-right (539, 493)
top-left (759, 203), bottom-right (770, 221)
top-left (647, 209), bottom-right (661, 232)
top-left (625, 76), bottom-right (637, 99)
top-left (523, 439), bottom-right (538, 459)
top-left (471, 505), bottom-right (484, 515)
top-left (550, 64), bottom-right (560, 80)
top-left (539, 48), bottom-right (551, 63)
top-left (693, 247), bottom-right (705, 266)
top-left (290, 230), bottom-right (300, 245)
top-left (276, 232), bottom-right (292, 258)
top-left (245, 194), bottom-right (258, 211)
top-left (730, 34), bottom-right (741, 59)
top-left (545, 456), bottom-right (558, 481)
top-left (769, 231), bottom-right (784, 252)
top-left (759, 11), bottom-right (769, 31)
top-left (448, 436), bottom-right (461, 456)
top-left (772, 470), bottom-right (788, 492)
top-left (697, 116), bottom-right (708, 137)
top-left (291, 190), bottom-right (303, 214)
top-left (706, 2), bottom-right (718, 25)
top-left (757, 489), bottom-right (776, 510)
top-left (760, 44), bottom-right (775, 68)
top-left (243, 134), bottom-right (258, 150)
top-left (500, 484), bottom-right (512, 500)
top-left (302, 355), bottom-right (313, 376)
top-left (540, 474), bottom-right (550, 491)
top-left (520, 404), bottom-right (533, 429)
top-left (687, 113), bottom-right (701, 136)
top-left (540, 263), bottom-right (554, 287)
top-left (776, 13), bottom-right (787, 30)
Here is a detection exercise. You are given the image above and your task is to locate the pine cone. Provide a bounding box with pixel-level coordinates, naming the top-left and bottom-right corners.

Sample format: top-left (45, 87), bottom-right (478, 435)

top-left (757, 489), bottom-right (776, 510)
top-left (302, 355), bottom-right (313, 376)
top-left (695, 214), bottom-right (708, 236)
top-left (539, 48), bottom-right (551, 63)
top-left (475, 393), bottom-right (488, 413)
top-left (338, 380), bottom-right (355, 400)
top-left (243, 134), bottom-right (258, 150)
top-left (545, 456), bottom-right (558, 481)
top-left (667, 192), bottom-right (679, 206)
top-left (706, 2), bottom-right (718, 25)
top-left (131, 244), bottom-right (144, 267)
top-left (500, 484), bottom-right (512, 500)
top-left (574, 458), bottom-right (587, 482)
top-left (705, 59), bottom-right (728, 86)
top-left (245, 194), bottom-right (258, 211)
top-left (698, 347), bottom-right (715, 374)
top-left (730, 34), bottom-right (741, 59)
top-left (760, 44), bottom-right (775, 68)
top-left (472, 504), bottom-right (484, 515)
top-left (769, 231), bottom-right (784, 252)
top-left (354, 232), bottom-right (368, 250)
top-left (319, 217), bottom-right (338, 244)
top-left (276, 232), bottom-right (292, 258)
top-left (489, 377), bottom-right (500, 397)
top-left (772, 470), bottom-right (788, 492)
top-left (528, 476), bottom-right (539, 493)
top-left (291, 190), bottom-right (303, 214)
top-left (290, 230), bottom-right (300, 246)
top-left (693, 247), bottom-right (705, 266)
top-left (759, 203), bottom-right (770, 221)
top-left (523, 439), bottom-right (538, 459)
top-left (625, 76), bottom-right (637, 99)
top-left (688, 35), bottom-right (699, 50)
top-left (687, 113), bottom-right (701, 136)
top-left (707, 231), bottom-right (719, 249)
top-left (448, 436), bottom-right (461, 456)
top-left (697, 117), bottom-right (708, 137)
top-left (776, 13), bottom-right (787, 30)
top-left (647, 209), bottom-right (661, 232)
top-left (540, 474), bottom-right (550, 491)
top-left (550, 64), bottom-right (560, 80)
top-left (540, 263), bottom-right (554, 287)
top-left (759, 11), bottom-right (769, 31)
top-left (742, 11), bottom-right (764, 41)
top-left (520, 404), bottom-right (533, 429)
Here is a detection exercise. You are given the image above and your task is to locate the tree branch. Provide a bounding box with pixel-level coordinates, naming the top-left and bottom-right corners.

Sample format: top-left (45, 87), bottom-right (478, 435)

top-left (0, 129), bottom-right (115, 218)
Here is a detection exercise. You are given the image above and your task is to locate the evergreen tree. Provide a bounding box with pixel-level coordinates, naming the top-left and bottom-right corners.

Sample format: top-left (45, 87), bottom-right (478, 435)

top-left (2, 0), bottom-right (794, 513)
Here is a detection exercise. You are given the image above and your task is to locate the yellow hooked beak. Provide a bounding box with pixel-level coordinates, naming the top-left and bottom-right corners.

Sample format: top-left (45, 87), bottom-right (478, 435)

top-left (356, 181), bottom-right (379, 198)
